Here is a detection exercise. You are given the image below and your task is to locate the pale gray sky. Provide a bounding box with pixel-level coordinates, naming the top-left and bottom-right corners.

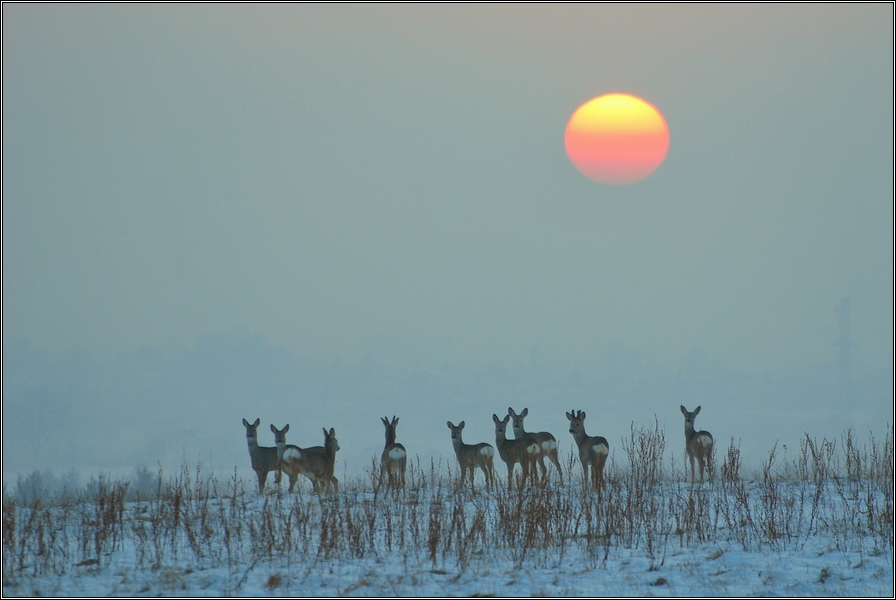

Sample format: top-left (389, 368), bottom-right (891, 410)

top-left (3, 5), bottom-right (893, 482)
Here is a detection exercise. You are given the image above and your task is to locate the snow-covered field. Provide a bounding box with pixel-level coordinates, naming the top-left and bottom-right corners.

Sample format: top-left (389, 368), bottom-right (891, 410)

top-left (4, 430), bottom-right (893, 597)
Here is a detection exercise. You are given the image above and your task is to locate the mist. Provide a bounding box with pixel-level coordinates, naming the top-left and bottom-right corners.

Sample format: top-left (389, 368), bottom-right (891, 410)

top-left (3, 329), bottom-right (891, 489)
top-left (3, 5), bottom-right (893, 488)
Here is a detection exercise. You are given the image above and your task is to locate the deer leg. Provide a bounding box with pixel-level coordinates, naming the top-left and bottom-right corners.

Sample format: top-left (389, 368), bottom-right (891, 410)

top-left (551, 452), bottom-right (564, 485)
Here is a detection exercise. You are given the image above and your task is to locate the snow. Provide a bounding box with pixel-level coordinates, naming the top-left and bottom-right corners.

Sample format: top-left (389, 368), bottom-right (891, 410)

top-left (4, 528), bottom-right (890, 597)
top-left (3, 467), bottom-right (892, 598)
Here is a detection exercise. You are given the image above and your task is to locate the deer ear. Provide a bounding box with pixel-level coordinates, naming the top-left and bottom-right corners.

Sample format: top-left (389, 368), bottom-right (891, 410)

top-left (271, 424), bottom-right (277, 433)
top-left (329, 428), bottom-right (335, 435)
top-left (459, 421), bottom-right (465, 429)
top-left (566, 412), bottom-right (573, 421)
top-left (508, 407), bottom-right (515, 416)
top-left (323, 427), bottom-right (327, 436)
top-left (521, 408), bottom-right (528, 417)
top-left (447, 421), bottom-right (453, 429)
top-left (694, 406), bottom-right (701, 415)
top-left (243, 418), bottom-right (250, 427)
top-left (493, 414), bottom-right (499, 423)
top-left (680, 405), bottom-right (687, 415)
top-left (253, 418), bottom-right (260, 427)
top-left (284, 424), bottom-right (289, 433)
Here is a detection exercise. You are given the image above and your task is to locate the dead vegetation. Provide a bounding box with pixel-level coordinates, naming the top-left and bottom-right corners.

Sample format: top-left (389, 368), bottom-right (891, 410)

top-left (3, 427), bottom-right (892, 582)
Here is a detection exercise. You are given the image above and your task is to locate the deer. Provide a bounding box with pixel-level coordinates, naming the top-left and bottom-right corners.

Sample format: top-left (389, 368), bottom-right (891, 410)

top-left (447, 421), bottom-right (495, 492)
top-left (271, 424), bottom-right (340, 494)
top-left (492, 413), bottom-right (540, 490)
top-left (379, 416), bottom-right (407, 490)
top-left (565, 410), bottom-right (610, 492)
top-left (243, 418), bottom-right (280, 494)
top-left (508, 407), bottom-right (564, 485)
top-left (680, 405), bottom-right (714, 483)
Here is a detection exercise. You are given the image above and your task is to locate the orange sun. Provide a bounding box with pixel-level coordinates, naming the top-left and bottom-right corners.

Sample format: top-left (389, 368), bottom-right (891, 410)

top-left (564, 93), bottom-right (669, 185)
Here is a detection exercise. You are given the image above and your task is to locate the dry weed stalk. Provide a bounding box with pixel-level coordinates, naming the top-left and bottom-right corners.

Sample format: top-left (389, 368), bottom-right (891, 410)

top-left (1, 427), bottom-right (892, 580)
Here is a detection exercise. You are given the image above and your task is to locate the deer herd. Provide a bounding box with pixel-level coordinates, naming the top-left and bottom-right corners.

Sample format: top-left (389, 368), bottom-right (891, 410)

top-left (243, 404), bottom-right (715, 495)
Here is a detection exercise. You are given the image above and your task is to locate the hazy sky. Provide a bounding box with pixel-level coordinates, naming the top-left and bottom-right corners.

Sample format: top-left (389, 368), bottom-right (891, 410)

top-left (3, 5), bottom-right (893, 482)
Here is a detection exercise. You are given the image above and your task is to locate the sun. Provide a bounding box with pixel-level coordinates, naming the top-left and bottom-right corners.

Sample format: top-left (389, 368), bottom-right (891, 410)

top-left (564, 93), bottom-right (670, 185)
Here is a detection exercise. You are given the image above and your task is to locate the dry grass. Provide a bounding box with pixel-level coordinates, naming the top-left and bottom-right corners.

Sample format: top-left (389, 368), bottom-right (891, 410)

top-left (3, 427), bottom-right (892, 581)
